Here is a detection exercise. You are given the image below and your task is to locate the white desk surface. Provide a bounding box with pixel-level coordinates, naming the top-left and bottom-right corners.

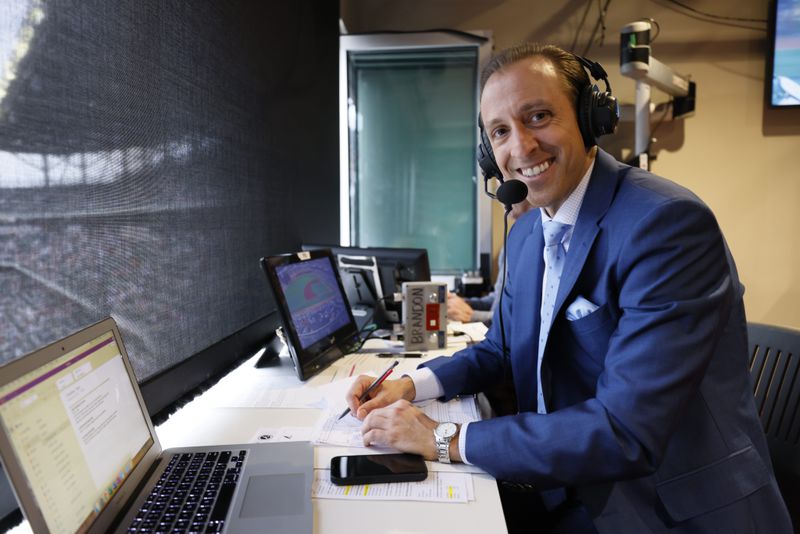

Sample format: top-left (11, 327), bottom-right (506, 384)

top-left (10, 335), bottom-right (508, 534)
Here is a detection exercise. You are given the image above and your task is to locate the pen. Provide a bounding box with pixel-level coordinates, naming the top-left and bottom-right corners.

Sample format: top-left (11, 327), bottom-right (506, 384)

top-left (377, 352), bottom-right (422, 358)
top-left (338, 360), bottom-right (400, 420)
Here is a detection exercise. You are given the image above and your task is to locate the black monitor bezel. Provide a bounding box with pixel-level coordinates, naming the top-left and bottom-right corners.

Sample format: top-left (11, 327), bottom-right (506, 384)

top-left (301, 244), bottom-right (431, 323)
top-left (259, 249), bottom-right (359, 381)
top-left (302, 244), bottom-right (430, 295)
top-left (766, 0), bottom-right (800, 109)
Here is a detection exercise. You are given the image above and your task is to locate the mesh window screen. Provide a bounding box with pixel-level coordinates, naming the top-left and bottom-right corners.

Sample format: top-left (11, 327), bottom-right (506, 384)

top-left (0, 0), bottom-right (339, 380)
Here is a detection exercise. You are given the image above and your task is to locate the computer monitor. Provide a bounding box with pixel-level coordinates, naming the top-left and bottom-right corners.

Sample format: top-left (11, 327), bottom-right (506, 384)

top-left (259, 249), bottom-right (361, 380)
top-left (302, 244), bottom-right (431, 324)
top-left (767, 0), bottom-right (800, 108)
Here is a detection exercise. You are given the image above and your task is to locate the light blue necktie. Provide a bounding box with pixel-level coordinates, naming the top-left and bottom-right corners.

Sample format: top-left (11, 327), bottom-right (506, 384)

top-left (536, 220), bottom-right (571, 414)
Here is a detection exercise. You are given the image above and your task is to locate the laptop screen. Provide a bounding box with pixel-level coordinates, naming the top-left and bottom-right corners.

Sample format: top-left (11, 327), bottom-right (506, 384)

top-left (0, 330), bottom-right (153, 533)
top-left (275, 257), bottom-right (353, 349)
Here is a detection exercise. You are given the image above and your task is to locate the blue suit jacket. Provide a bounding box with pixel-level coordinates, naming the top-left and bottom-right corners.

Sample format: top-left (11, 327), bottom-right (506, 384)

top-left (425, 150), bottom-right (792, 533)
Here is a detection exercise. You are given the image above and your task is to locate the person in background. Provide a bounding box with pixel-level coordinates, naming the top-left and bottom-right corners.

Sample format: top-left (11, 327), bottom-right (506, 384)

top-left (447, 200), bottom-right (534, 325)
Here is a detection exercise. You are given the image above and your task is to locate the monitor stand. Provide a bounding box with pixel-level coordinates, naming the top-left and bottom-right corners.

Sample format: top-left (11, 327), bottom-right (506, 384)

top-left (255, 331), bottom-right (285, 368)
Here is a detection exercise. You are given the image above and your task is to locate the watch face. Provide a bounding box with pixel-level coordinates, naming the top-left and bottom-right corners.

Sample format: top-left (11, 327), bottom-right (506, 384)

top-left (436, 422), bottom-right (457, 439)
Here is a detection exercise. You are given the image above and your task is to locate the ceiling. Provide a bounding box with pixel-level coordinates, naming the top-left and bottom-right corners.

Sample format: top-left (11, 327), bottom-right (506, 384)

top-left (341, 0), bottom-right (770, 58)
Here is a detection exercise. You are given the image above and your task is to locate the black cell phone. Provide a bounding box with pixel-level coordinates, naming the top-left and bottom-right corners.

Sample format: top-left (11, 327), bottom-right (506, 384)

top-left (376, 352), bottom-right (422, 358)
top-left (330, 453), bottom-right (428, 485)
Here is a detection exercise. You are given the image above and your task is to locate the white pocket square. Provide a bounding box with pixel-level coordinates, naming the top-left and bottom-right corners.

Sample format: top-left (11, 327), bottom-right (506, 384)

top-left (566, 295), bottom-right (599, 321)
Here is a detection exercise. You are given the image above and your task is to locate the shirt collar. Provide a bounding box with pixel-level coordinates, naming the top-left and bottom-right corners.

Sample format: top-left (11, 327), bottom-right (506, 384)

top-left (540, 152), bottom-right (596, 226)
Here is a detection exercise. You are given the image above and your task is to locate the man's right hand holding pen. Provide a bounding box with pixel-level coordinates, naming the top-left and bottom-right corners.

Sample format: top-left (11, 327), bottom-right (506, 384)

top-left (344, 371), bottom-right (463, 463)
top-left (344, 373), bottom-right (416, 420)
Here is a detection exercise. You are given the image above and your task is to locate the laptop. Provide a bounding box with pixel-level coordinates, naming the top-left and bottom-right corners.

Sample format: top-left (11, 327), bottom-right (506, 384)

top-left (260, 249), bottom-right (365, 381)
top-left (0, 317), bottom-right (313, 534)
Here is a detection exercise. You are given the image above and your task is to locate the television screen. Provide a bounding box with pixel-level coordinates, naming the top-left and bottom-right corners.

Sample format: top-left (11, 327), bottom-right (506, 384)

top-left (768, 0), bottom-right (800, 107)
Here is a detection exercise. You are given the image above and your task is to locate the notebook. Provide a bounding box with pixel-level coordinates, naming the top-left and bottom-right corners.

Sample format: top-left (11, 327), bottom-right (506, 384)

top-left (260, 249), bottom-right (364, 381)
top-left (0, 317), bottom-right (313, 534)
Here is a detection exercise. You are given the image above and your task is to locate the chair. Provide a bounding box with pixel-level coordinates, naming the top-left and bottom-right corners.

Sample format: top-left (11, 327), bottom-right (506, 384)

top-left (748, 322), bottom-right (800, 531)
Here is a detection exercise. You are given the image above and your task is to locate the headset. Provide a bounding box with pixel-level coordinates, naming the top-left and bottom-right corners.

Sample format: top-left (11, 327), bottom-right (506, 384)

top-left (477, 53), bottom-right (619, 192)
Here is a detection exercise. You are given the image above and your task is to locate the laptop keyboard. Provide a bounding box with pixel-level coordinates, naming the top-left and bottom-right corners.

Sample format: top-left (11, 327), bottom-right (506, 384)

top-left (127, 449), bottom-right (246, 533)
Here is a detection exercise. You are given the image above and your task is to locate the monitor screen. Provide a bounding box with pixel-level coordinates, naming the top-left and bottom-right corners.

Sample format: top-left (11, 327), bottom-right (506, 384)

top-left (767, 0), bottom-right (800, 107)
top-left (260, 250), bottom-right (360, 381)
top-left (275, 257), bottom-right (352, 350)
top-left (302, 244), bottom-right (431, 324)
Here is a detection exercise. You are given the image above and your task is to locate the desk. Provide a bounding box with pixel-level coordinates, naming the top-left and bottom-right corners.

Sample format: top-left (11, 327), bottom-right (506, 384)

top-left (8, 338), bottom-right (508, 534)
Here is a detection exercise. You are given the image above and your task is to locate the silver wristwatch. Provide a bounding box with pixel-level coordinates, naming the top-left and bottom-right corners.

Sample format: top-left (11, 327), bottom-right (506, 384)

top-left (434, 422), bottom-right (458, 463)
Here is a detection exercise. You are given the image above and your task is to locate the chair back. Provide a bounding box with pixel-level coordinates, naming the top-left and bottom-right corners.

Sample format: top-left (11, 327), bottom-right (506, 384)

top-left (748, 322), bottom-right (800, 530)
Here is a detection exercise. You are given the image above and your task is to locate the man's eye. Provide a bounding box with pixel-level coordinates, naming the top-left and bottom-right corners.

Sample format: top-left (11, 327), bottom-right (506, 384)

top-left (530, 111), bottom-right (550, 124)
top-left (491, 127), bottom-right (507, 139)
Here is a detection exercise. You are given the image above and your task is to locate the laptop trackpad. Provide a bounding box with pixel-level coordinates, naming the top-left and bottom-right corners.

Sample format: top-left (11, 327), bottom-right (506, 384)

top-left (239, 473), bottom-right (306, 518)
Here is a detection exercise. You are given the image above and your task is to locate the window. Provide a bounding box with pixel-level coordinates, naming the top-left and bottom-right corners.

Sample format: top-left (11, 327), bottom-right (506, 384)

top-left (340, 32), bottom-right (493, 274)
top-left (0, 1), bottom-right (339, 382)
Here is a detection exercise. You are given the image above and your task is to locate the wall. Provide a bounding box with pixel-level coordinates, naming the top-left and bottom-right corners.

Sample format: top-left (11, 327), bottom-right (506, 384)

top-left (342, 0), bottom-right (800, 329)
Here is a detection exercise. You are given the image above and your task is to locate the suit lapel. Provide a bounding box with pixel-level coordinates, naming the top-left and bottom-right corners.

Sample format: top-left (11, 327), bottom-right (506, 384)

top-left (512, 217), bottom-right (544, 412)
top-left (552, 150), bottom-right (621, 329)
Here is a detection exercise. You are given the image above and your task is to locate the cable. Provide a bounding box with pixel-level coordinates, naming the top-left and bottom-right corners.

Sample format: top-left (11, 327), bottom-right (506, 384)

top-left (570, 0), bottom-right (595, 54)
top-left (644, 18), bottom-right (661, 43)
top-left (596, 0), bottom-right (608, 47)
top-left (581, 0), bottom-right (613, 56)
top-left (450, 329), bottom-right (476, 344)
top-left (662, 0), bottom-right (767, 23)
top-left (497, 208), bottom-right (511, 377)
top-left (649, 0), bottom-right (767, 31)
top-left (351, 322), bottom-right (379, 354)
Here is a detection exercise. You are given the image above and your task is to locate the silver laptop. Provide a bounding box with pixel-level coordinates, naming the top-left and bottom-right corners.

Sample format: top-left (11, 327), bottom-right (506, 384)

top-left (0, 317), bottom-right (313, 533)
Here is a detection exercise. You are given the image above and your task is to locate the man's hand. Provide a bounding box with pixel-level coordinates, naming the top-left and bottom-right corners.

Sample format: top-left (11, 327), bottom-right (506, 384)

top-left (360, 399), bottom-right (440, 460)
top-left (345, 375), bottom-right (416, 420)
top-left (447, 292), bottom-right (474, 322)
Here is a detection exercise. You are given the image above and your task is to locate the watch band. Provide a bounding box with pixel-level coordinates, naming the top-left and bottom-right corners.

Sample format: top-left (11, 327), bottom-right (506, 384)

top-left (436, 437), bottom-right (451, 464)
top-left (434, 422), bottom-right (457, 464)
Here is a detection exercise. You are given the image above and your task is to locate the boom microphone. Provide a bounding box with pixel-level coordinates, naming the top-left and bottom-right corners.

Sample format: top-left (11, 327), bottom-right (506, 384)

top-left (494, 178), bottom-right (528, 375)
top-left (495, 179), bottom-right (528, 210)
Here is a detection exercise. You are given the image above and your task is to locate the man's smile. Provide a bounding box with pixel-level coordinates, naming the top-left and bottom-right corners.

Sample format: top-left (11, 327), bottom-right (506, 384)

top-left (518, 158), bottom-right (553, 179)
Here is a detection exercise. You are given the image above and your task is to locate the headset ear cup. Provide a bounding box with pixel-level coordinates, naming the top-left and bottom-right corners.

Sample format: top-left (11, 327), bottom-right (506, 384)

top-left (595, 92), bottom-right (619, 136)
top-left (578, 84), bottom-right (595, 148)
top-left (478, 126), bottom-right (503, 181)
top-left (573, 54), bottom-right (620, 147)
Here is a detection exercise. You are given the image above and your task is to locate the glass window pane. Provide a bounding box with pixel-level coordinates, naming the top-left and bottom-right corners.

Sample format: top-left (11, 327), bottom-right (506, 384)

top-left (348, 48), bottom-right (477, 273)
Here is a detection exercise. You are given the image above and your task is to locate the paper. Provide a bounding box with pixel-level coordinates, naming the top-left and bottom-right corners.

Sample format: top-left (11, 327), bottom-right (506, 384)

top-left (414, 397), bottom-right (481, 423)
top-left (310, 396), bottom-right (481, 448)
top-left (305, 348), bottom-right (407, 386)
top-left (198, 380), bottom-right (325, 409)
top-left (248, 426), bottom-right (313, 443)
top-left (312, 469), bottom-right (474, 503)
top-left (310, 408), bottom-right (366, 448)
top-left (450, 321), bottom-right (488, 343)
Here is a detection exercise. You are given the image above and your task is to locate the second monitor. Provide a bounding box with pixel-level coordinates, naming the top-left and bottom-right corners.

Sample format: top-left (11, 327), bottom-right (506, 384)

top-left (301, 244), bottom-right (431, 326)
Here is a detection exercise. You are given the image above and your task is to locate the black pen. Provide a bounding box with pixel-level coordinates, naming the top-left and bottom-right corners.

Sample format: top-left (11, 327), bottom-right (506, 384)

top-left (377, 352), bottom-right (422, 358)
top-left (338, 360), bottom-right (400, 420)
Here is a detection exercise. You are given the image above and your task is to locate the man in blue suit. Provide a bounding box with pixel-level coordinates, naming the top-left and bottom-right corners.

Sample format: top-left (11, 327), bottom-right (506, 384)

top-left (345, 43), bottom-right (793, 533)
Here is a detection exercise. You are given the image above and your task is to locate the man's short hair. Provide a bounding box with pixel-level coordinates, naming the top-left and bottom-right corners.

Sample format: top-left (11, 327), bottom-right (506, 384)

top-left (480, 43), bottom-right (590, 117)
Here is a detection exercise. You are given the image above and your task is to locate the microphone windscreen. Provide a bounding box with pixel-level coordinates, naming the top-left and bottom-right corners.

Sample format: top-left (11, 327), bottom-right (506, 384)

top-left (496, 179), bottom-right (528, 207)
